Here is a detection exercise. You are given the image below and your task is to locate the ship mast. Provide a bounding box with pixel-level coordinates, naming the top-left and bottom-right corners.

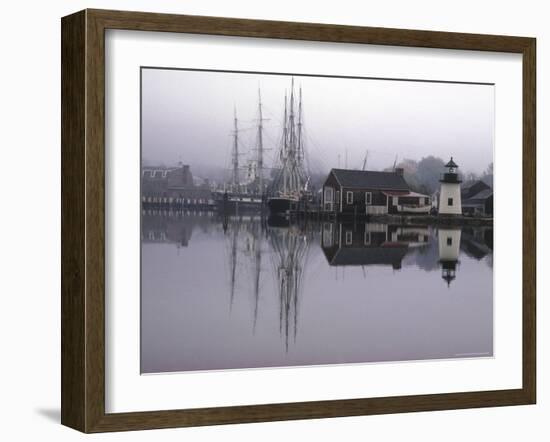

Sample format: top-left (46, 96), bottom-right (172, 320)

top-left (232, 106), bottom-right (240, 190)
top-left (270, 78), bottom-right (308, 201)
top-left (288, 78), bottom-right (297, 194)
top-left (256, 88), bottom-right (264, 194)
top-left (297, 85), bottom-right (307, 188)
top-left (282, 91), bottom-right (288, 195)
top-left (297, 85), bottom-right (303, 163)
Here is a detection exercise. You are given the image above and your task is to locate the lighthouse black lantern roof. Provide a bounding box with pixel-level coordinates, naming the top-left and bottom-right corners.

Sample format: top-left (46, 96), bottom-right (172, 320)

top-left (440, 156), bottom-right (461, 183)
top-left (445, 157), bottom-right (459, 172)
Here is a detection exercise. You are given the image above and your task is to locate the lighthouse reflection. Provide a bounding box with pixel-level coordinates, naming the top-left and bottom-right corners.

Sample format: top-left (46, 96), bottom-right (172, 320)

top-left (141, 212), bottom-right (493, 373)
top-left (438, 228), bottom-right (461, 287)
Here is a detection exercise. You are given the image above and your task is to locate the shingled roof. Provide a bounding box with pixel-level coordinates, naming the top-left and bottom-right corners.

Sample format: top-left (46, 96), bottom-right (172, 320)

top-left (464, 188), bottom-right (493, 201)
top-left (329, 169), bottom-right (410, 191)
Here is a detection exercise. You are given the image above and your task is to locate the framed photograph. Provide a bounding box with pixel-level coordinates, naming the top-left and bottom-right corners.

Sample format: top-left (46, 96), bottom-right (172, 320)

top-left (61, 9), bottom-right (536, 433)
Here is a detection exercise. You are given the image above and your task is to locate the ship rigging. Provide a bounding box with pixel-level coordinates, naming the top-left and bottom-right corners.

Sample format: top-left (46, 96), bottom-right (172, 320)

top-left (267, 78), bottom-right (311, 216)
top-left (217, 89), bottom-right (268, 211)
top-left (217, 78), bottom-right (310, 215)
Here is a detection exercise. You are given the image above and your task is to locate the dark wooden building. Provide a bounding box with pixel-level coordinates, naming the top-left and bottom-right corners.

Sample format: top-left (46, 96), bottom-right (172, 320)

top-left (141, 163), bottom-right (212, 205)
top-left (461, 180), bottom-right (493, 216)
top-left (322, 168), bottom-right (431, 216)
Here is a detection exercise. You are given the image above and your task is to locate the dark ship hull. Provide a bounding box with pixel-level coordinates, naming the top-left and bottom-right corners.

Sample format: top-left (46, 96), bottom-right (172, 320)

top-left (267, 197), bottom-right (298, 216)
top-left (215, 191), bottom-right (265, 213)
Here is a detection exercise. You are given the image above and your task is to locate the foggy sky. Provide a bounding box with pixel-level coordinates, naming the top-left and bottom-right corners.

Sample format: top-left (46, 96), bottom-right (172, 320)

top-left (141, 68), bottom-right (494, 176)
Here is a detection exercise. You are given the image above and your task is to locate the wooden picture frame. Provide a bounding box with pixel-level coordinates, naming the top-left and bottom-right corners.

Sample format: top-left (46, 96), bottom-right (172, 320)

top-left (61, 9), bottom-right (536, 433)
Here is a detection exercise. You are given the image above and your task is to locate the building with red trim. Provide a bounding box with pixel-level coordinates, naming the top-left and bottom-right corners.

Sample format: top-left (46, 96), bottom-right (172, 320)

top-left (321, 168), bottom-right (431, 216)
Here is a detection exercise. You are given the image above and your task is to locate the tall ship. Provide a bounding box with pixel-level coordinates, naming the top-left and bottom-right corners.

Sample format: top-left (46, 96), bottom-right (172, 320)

top-left (267, 78), bottom-right (311, 216)
top-left (215, 89), bottom-right (268, 212)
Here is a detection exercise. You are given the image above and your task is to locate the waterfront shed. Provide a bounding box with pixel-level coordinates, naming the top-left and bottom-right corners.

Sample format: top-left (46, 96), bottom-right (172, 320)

top-left (460, 180), bottom-right (493, 216)
top-left (462, 188), bottom-right (494, 216)
top-left (322, 168), bottom-right (431, 215)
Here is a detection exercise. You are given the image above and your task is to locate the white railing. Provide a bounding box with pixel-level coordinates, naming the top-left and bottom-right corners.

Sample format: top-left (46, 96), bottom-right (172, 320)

top-left (396, 205), bottom-right (431, 214)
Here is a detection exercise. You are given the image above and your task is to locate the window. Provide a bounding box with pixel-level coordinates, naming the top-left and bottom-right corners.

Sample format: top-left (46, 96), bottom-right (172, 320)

top-left (364, 231), bottom-right (371, 245)
top-left (322, 223), bottom-right (333, 247)
top-left (324, 187), bottom-right (334, 211)
top-left (448, 197), bottom-right (453, 206)
top-left (347, 191), bottom-right (353, 204)
top-left (345, 231), bottom-right (353, 244)
top-left (425, 197), bottom-right (430, 205)
top-left (365, 192), bottom-right (372, 205)
top-left (447, 237), bottom-right (453, 246)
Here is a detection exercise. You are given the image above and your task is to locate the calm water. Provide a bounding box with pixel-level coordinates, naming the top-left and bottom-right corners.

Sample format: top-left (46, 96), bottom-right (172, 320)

top-left (141, 211), bottom-right (493, 374)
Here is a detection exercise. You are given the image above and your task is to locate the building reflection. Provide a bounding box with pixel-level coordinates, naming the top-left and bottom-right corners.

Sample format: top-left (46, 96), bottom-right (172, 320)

top-left (141, 212), bottom-right (493, 347)
top-left (141, 209), bottom-right (218, 247)
top-left (461, 227), bottom-right (493, 261)
top-left (321, 223), bottom-right (429, 270)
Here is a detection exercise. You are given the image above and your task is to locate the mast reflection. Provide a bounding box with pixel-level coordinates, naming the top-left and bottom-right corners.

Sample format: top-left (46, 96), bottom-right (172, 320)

top-left (141, 212), bottom-right (493, 348)
top-left (268, 220), bottom-right (311, 350)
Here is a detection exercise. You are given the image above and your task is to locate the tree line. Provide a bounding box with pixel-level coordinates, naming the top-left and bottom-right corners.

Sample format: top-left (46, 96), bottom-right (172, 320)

top-left (384, 156), bottom-right (493, 195)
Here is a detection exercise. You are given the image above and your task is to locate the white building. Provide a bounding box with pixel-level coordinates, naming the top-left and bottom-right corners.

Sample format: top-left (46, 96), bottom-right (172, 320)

top-left (438, 157), bottom-right (462, 215)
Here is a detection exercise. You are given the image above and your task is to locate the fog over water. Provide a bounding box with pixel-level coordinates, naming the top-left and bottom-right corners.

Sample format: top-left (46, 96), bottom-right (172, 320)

top-left (141, 68), bottom-right (494, 176)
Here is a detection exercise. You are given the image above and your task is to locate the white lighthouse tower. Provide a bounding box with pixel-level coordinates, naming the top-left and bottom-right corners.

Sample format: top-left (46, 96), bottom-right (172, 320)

top-left (438, 157), bottom-right (462, 215)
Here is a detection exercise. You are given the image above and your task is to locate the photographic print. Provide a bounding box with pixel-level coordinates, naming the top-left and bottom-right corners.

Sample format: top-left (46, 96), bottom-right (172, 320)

top-left (140, 68), bottom-right (494, 374)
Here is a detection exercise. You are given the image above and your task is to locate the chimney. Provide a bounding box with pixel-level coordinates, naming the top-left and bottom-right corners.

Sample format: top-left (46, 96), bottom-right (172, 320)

top-left (395, 167), bottom-right (404, 176)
